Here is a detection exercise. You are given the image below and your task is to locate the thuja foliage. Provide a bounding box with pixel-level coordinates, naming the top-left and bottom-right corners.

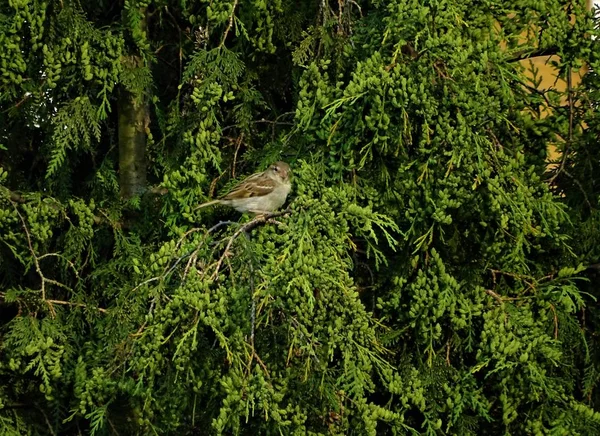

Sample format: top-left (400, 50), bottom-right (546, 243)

top-left (1, 0), bottom-right (600, 434)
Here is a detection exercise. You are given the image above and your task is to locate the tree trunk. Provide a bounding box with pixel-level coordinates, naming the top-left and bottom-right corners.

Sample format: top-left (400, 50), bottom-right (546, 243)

top-left (118, 89), bottom-right (148, 199)
top-left (118, 7), bottom-right (148, 200)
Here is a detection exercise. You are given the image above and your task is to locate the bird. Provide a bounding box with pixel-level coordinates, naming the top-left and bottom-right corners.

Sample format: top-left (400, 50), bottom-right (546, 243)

top-left (195, 161), bottom-right (292, 214)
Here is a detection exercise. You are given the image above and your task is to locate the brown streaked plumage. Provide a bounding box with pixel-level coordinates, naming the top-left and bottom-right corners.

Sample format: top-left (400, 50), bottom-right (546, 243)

top-left (196, 161), bottom-right (291, 214)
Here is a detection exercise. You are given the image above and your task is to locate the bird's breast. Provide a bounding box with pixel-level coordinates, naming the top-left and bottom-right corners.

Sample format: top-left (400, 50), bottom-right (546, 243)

top-left (267, 182), bottom-right (291, 210)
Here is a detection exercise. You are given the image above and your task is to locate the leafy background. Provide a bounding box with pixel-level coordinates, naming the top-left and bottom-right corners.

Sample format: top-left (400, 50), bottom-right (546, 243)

top-left (1, 0), bottom-right (600, 434)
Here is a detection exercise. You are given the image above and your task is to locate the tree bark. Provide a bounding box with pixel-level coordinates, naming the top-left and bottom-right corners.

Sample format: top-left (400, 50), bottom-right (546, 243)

top-left (118, 89), bottom-right (148, 199)
top-left (118, 7), bottom-right (149, 200)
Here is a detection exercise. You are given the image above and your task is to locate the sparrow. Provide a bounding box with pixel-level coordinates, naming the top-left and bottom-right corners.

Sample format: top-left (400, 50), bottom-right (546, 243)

top-left (196, 161), bottom-right (292, 214)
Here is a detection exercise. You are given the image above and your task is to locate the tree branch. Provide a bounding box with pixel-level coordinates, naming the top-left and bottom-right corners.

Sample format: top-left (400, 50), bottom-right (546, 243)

top-left (219, 0), bottom-right (239, 48)
top-left (506, 46), bottom-right (560, 63)
top-left (211, 208), bottom-right (292, 280)
top-left (548, 66), bottom-right (573, 184)
top-left (6, 199), bottom-right (107, 316)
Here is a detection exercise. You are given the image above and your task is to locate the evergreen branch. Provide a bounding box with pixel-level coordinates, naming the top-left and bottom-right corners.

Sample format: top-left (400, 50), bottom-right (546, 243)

top-left (10, 200), bottom-right (49, 302)
top-left (131, 221), bottom-right (236, 297)
top-left (8, 199), bottom-right (91, 317)
top-left (517, 80), bottom-right (555, 110)
top-left (210, 208), bottom-right (292, 280)
top-left (241, 233), bottom-right (270, 379)
top-left (1, 188), bottom-right (141, 228)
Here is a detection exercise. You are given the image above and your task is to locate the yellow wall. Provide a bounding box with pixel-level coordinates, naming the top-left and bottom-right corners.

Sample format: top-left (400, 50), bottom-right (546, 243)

top-left (518, 0), bottom-right (593, 163)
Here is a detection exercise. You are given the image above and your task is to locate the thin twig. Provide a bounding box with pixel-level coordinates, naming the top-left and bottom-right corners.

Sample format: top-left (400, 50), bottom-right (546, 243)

top-left (348, 0), bottom-right (362, 16)
top-left (9, 200), bottom-right (57, 315)
top-left (232, 134), bottom-right (243, 178)
top-left (252, 350), bottom-right (270, 377)
top-left (549, 303), bottom-right (559, 340)
top-left (45, 299), bottom-right (108, 313)
top-left (130, 220), bottom-right (239, 337)
top-left (221, 112), bottom-right (295, 133)
top-left (130, 276), bottom-right (161, 294)
top-left (210, 224), bottom-right (254, 280)
top-left (183, 250), bottom-right (200, 281)
top-left (40, 408), bottom-right (57, 436)
top-left (563, 169), bottom-right (592, 209)
top-left (13, 92), bottom-right (32, 109)
top-left (485, 289), bottom-right (505, 304)
top-left (247, 232), bottom-right (256, 345)
top-left (39, 253), bottom-right (81, 279)
top-left (484, 288), bottom-right (522, 303)
top-left (219, 0), bottom-right (239, 48)
top-left (490, 269), bottom-right (537, 291)
top-left (11, 203), bottom-right (41, 294)
top-left (107, 418), bottom-right (120, 436)
top-left (132, 222), bottom-right (235, 292)
top-left (548, 66), bottom-right (573, 184)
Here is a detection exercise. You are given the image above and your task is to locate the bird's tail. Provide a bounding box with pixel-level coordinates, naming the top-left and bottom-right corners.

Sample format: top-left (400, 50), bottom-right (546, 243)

top-left (194, 199), bottom-right (221, 211)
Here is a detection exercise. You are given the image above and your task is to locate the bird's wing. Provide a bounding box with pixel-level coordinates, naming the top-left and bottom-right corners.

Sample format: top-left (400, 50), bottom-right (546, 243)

top-left (221, 173), bottom-right (276, 200)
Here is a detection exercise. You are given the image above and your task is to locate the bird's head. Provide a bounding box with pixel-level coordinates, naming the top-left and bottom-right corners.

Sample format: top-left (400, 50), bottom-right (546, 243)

top-left (266, 161), bottom-right (291, 183)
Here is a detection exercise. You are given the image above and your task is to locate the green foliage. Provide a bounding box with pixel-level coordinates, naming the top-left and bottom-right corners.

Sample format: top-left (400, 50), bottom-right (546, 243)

top-left (1, 0), bottom-right (600, 435)
top-left (46, 97), bottom-right (101, 180)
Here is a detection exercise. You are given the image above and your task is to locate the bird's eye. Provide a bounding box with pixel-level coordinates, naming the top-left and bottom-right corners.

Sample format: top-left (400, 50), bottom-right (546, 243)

top-left (272, 165), bottom-right (279, 172)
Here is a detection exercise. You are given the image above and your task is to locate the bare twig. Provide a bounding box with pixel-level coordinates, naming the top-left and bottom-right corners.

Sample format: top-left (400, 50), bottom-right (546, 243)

top-left (490, 269), bottom-right (537, 292)
top-left (40, 408), bottom-right (57, 436)
top-left (246, 232), bottom-right (256, 345)
top-left (549, 303), bottom-right (558, 340)
top-left (219, 0), bottom-right (239, 48)
top-left (348, 0), bottom-right (362, 16)
top-left (485, 289), bottom-right (506, 304)
top-left (232, 134), bottom-right (243, 178)
top-left (183, 249), bottom-right (200, 281)
top-left (131, 228), bottom-right (212, 294)
top-left (130, 220), bottom-right (238, 337)
top-left (45, 299), bottom-right (108, 313)
top-left (13, 92), bottom-right (32, 109)
top-left (484, 288), bottom-right (522, 303)
top-left (221, 112), bottom-right (295, 134)
top-left (130, 276), bottom-right (161, 294)
top-left (107, 418), bottom-right (120, 436)
top-left (563, 169), bottom-right (592, 209)
top-left (252, 350), bottom-right (270, 377)
top-left (506, 46), bottom-right (560, 63)
top-left (130, 209), bottom-right (289, 338)
top-left (39, 253), bottom-right (80, 279)
top-left (548, 66), bottom-right (573, 184)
